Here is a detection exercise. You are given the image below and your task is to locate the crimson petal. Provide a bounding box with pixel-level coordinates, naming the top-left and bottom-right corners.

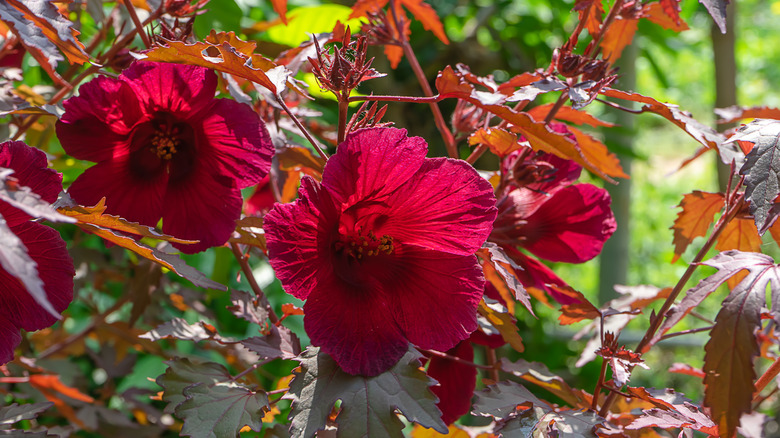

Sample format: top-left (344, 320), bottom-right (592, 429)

top-left (322, 128), bottom-right (427, 207)
top-left (427, 341), bottom-right (477, 425)
top-left (379, 158), bottom-right (497, 255)
top-left (521, 184), bottom-right (616, 263)
top-left (0, 141), bottom-right (63, 227)
top-left (265, 177), bottom-right (339, 301)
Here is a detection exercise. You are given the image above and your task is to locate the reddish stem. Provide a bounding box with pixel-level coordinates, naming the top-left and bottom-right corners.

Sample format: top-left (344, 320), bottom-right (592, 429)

top-left (121, 0), bottom-right (152, 48)
top-left (230, 242), bottom-right (279, 324)
top-left (753, 357), bottom-right (780, 402)
top-left (421, 348), bottom-right (494, 370)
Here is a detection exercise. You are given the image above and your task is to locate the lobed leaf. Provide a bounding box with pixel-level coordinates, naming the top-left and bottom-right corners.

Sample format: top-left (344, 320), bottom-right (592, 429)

top-left (670, 191), bottom-right (725, 263)
top-left (733, 119), bottom-right (780, 232)
top-left (141, 31), bottom-right (288, 95)
top-left (527, 104), bottom-right (615, 128)
top-left (499, 358), bottom-right (588, 408)
top-left (140, 318), bottom-right (224, 343)
top-left (0, 402), bottom-right (53, 426)
top-left (600, 17), bottom-right (638, 63)
top-left (285, 346), bottom-right (447, 437)
top-left (176, 382), bottom-right (269, 438)
top-left (468, 128), bottom-right (522, 159)
top-left (479, 242), bottom-right (532, 315)
top-left (472, 381), bottom-right (547, 419)
top-left (478, 299), bottom-right (525, 353)
top-left (716, 105), bottom-right (780, 124)
top-left (156, 358), bottom-right (232, 414)
top-left (573, 0), bottom-right (604, 37)
top-left (701, 0), bottom-right (729, 33)
top-left (227, 289), bottom-right (269, 325)
top-left (642, 2), bottom-right (689, 31)
top-left (0, 168), bottom-right (75, 224)
top-left (240, 325), bottom-right (301, 360)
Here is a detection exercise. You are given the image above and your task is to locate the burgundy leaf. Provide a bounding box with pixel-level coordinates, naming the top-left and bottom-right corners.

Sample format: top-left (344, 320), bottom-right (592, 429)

top-left (732, 119), bottom-right (780, 233)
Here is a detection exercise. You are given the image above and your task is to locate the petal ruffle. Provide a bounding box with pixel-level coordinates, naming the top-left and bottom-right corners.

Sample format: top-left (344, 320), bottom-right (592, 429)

top-left (67, 158), bottom-right (167, 228)
top-left (0, 141), bottom-right (63, 227)
top-left (322, 127), bottom-right (427, 206)
top-left (265, 177), bottom-right (339, 300)
top-left (1, 221), bottom-right (74, 334)
top-left (377, 158), bottom-right (497, 255)
top-left (121, 62), bottom-right (218, 120)
top-left (161, 166), bottom-right (241, 254)
top-left (56, 75), bottom-right (144, 162)
top-left (379, 246), bottom-right (483, 351)
top-left (427, 341), bottom-right (477, 425)
top-left (303, 270), bottom-right (408, 376)
top-left (196, 99), bottom-right (272, 188)
top-left (521, 184), bottom-right (616, 263)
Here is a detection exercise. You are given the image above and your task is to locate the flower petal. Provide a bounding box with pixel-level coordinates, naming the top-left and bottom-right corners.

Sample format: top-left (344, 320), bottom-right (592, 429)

top-left (380, 246), bottom-right (483, 351)
top-left (0, 141), bottom-right (63, 227)
top-left (378, 158), bottom-right (497, 255)
top-left (196, 99), bottom-right (272, 188)
top-left (427, 341), bottom-right (477, 425)
top-left (0, 222), bottom-right (73, 347)
top-left (303, 270), bottom-right (409, 376)
top-left (161, 166), bottom-right (241, 253)
top-left (67, 158), bottom-right (167, 228)
top-left (322, 127), bottom-right (427, 206)
top-left (56, 75), bottom-right (144, 162)
top-left (0, 319), bottom-right (21, 365)
top-left (265, 177), bottom-right (339, 301)
top-left (121, 62), bottom-right (218, 120)
top-left (522, 184), bottom-right (616, 263)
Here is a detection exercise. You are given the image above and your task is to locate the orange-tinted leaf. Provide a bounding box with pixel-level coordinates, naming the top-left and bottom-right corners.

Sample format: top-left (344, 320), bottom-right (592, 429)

top-left (477, 300), bottom-right (524, 353)
top-left (600, 17), bottom-right (638, 63)
top-left (77, 223), bottom-right (225, 291)
top-left (275, 145), bottom-right (326, 176)
top-left (271, 0), bottom-right (288, 24)
top-left (660, 0), bottom-right (683, 26)
top-left (349, 0), bottom-right (389, 18)
top-left (410, 424), bottom-right (495, 437)
top-left (671, 191), bottom-right (725, 262)
top-left (400, 0), bottom-right (449, 44)
top-left (553, 285), bottom-right (600, 325)
top-left (0, 0), bottom-right (89, 65)
top-left (625, 387), bottom-right (717, 434)
top-left (29, 374), bottom-right (93, 429)
top-left (142, 31), bottom-right (286, 94)
top-left (668, 363), bottom-right (705, 379)
top-left (281, 170), bottom-right (302, 204)
top-left (716, 105), bottom-right (780, 124)
top-left (642, 2), bottom-right (689, 31)
top-left (468, 127), bottom-right (521, 158)
top-left (435, 65), bottom-right (474, 98)
top-left (528, 104), bottom-right (615, 128)
top-left (567, 127), bottom-right (628, 179)
top-left (59, 199), bottom-right (196, 244)
top-left (500, 358), bottom-right (589, 408)
top-left (478, 243), bottom-right (532, 315)
top-left (230, 216), bottom-right (266, 252)
top-left (602, 89), bottom-right (725, 150)
top-left (573, 0), bottom-right (605, 37)
top-left (716, 218), bottom-right (762, 254)
top-left (281, 303), bottom-right (304, 316)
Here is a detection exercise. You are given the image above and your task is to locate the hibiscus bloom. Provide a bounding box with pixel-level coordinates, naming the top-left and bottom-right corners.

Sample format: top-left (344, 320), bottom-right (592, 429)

top-left (490, 147), bottom-right (616, 303)
top-left (264, 127), bottom-right (497, 376)
top-left (0, 141), bottom-right (74, 364)
top-left (56, 61), bottom-right (273, 253)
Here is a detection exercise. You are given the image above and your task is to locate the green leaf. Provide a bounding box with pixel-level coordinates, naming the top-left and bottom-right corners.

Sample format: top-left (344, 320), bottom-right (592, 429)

top-left (285, 346), bottom-right (447, 438)
top-left (176, 382), bottom-right (269, 438)
top-left (156, 358), bottom-right (232, 414)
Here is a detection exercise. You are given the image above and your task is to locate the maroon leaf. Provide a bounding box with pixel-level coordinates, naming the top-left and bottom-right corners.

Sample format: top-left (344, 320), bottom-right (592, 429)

top-left (701, 0), bottom-right (729, 33)
top-left (499, 358), bottom-right (588, 408)
top-left (479, 242), bottom-right (532, 315)
top-left (732, 119), bottom-right (780, 233)
top-left (140, 318), bottom-right (224, 343)
top-left (0, 168), bottom-right (74, 224)
top-left (240, 326), bottom-right (301, 360)
top-left (472, 381), bottom-right (548, 419)
top-left (227, 289), bottom-right (269, 326)
top-left (625, 387), bottom-right (716, 434)
top-left (716, 105), bottom-right (780, 124)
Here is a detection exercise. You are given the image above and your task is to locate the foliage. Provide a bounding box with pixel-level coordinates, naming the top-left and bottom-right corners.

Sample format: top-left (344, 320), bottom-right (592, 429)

top-left (1, 0), bottom-right (779, 437)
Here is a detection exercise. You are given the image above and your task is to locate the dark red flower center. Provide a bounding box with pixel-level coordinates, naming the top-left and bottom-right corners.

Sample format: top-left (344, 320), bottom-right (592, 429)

top-left (129, 112), bottom-right (196, 182)
top-left (334, 230), bottom-right (395, 260)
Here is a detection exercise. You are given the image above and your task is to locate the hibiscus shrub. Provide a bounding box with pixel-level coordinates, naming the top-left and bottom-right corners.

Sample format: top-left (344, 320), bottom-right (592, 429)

top-left (0, 0), bottom-right (776, 437)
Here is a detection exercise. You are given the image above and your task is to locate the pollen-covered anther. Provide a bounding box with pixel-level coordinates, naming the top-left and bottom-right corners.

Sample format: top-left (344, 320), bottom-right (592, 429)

top-left (341, 232), bottom-right (395, 259)
top-left (150, 131), bottom-right (180, 160)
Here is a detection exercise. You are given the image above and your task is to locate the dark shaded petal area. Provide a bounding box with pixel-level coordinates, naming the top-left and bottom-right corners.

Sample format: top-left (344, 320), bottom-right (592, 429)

top-left (0, 141), bottom-right (62, 227)
top-left (56, 76), bottom-right (144, 161)
top-left (303, 270), bottom-right (409, 376)
top-left (265, 177), bottom-right (339, 301)
top-left (0, 222), bottom-right (74, 364)
top-left (505, 247), bottom-right (578, 305)
top-left (427, 341), bottom-right (477, 425)
top-left (521, 184), bottom-right (616, 263)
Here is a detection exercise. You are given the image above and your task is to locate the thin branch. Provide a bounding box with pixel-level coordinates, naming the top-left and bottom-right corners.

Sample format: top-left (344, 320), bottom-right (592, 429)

top-left (230, 242), bottom-right (279, 324)
top-left (421, 348), bottom-right (494, 370)
top-left (274, 95), bottom-right (328, 160)
top-left (389, 1), bottom-right (458, 158)
top-left (592, 355), bottom-right (609, 410)
top-left (753, 356), bottom-right (780, 402)
top-left (595, 98), bottom-right (645, 114)
top-left (121, 0), bottom-right (152, 48)
top-left (659, 326), bottom-right (714, 341)
top-left (348, 94), bottom-right (440, 104)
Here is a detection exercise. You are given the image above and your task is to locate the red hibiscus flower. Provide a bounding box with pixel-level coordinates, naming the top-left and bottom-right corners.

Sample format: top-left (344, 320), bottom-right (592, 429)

top-left (427, 282), bottom-right (506, 424)
top-left (491, 147), bottom-right (616, 304)
top-left (264, 127), bottom-right (497, 376)
top-left (0, 141), bottom-right (74, 364)
top-left (55, 61), bottom-right (273, 253)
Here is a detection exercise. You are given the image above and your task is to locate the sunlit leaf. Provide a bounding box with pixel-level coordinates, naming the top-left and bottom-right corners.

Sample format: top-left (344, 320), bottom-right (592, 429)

top-left (732, 119), bottom-right (780, 232)
top-left (573, 0), bottom-right (604, 37)
top-left (642, 2), bottom-right (688, 31)
top-left (701, 0), bottom-right (728, 33)
top-left (140, 318), bottom-right (223, 343)
top-left (468, 128), bottom-right (521, 159)
top-left (241, 326), bottom-right (301, 360)
top-left (285, 346), bottom-right (447, 437)
top-left (715, 105), bottom-right (780, 124)
top-left (670, 191), bottom-right (725, 263)
top-left (527, 104), bottom-right (615, 128)
top-left (0, 402), bottom-right (53, 426)
top-left (600, 17), bottom-right (638, 63)
top-left (472, 381), bottom-right (547, 419)
top-left (478, 299), bottom-right (524, 353)
top-left (499, 358), bottom-right (588, 408)
top-left (625, 387), bottom-right (716, 434)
